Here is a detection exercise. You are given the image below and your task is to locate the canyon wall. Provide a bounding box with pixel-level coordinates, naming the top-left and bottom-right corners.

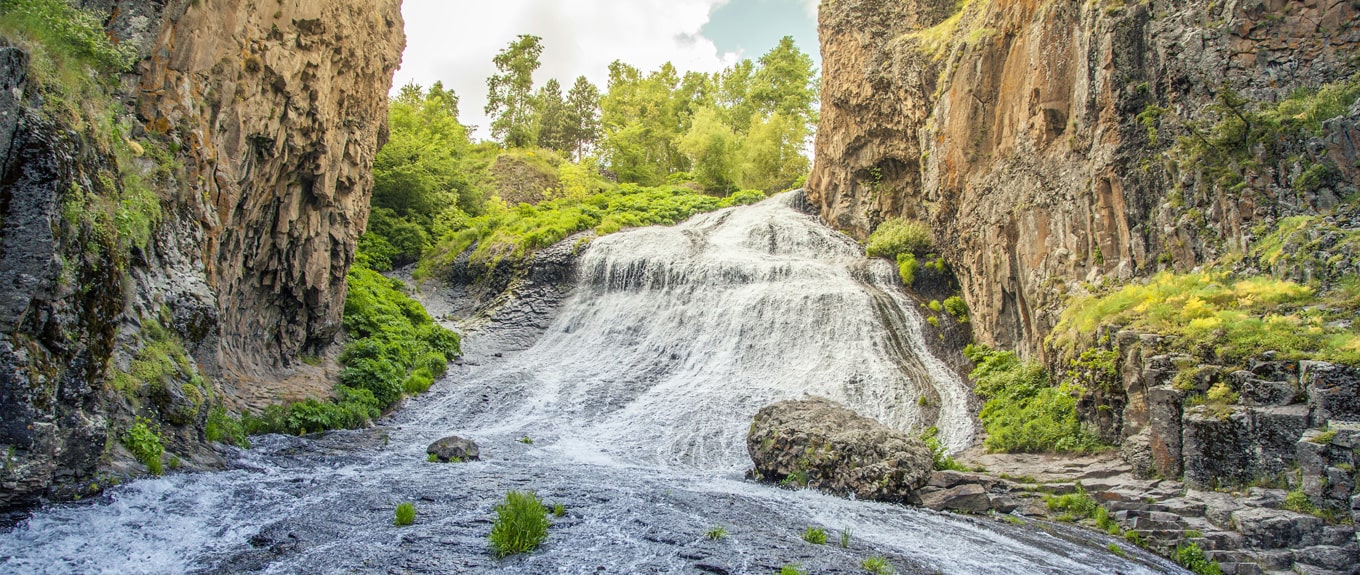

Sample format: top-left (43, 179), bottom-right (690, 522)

top-left (809, 0), bottom-right (1360, 358)
top-left (0, 0), bottom-right (403, 510)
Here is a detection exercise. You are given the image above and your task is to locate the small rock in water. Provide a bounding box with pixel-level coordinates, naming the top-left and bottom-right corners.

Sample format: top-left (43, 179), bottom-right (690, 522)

top-left (427, 435), bottom-right (480, 462)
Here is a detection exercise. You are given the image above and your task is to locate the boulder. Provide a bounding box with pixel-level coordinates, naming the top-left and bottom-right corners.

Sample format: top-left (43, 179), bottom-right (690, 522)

top-left (920, 484), bottom-right (991, 514)
top-left (1303, 362), bottom-right (1360, 424)
top-left (746, 397), bottom-right (932, 502)
top-left (427, 435), bottom-right (479, 462)
top-left (1183, 407), bottom-right (1253, 488)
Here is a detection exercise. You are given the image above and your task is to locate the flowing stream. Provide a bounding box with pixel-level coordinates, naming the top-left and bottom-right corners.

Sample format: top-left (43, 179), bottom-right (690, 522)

top-left (0, 193), bottom-right (1182, 574)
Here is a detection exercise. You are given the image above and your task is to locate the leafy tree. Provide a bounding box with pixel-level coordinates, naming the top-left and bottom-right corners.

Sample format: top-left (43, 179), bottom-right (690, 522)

top-left (679, 107), bottom-right (739, 192)
top-left (749, 36), bottom-right (818, 124)
top-left (600, 61), bottom-right (694, 184)
top-left (486, 34), bottom-right (543, 148)
top-left (565, 76), bottom-right (601, 160)
top-left (738, 111), bottom-right (810, 192)
top-left (535, 78), bottom-right (571, 153)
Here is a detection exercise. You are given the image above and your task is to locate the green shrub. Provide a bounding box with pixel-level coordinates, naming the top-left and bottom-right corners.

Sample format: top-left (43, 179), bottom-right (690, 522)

top-left (942, 296), bottom-right (968, 323)
top-left (394, 502), bottom-right (416, 526)
top-left (921, 426), bottom-right (966, 471)
top-left (862, 556), bottom-right (893, 575)
top-left (489, 490), bottom-right (551, 558)
top-left (1282, 490), bottom-right (1317, 514)
top-left (966, 345), bottom-right (1104, 453)
top-left (1045, 489), bottom-right (1099, 521)
top-left (121, 417), bottom-right (163, 475)
top-left (706, 526), bottom-right (727, 540)
top-left (801, 526), bottom-right (827, 544)
top-left (865, 218), bottom-right (932, 259)
top-left (403, 367), bottom-right (435, 394)
top-left (205, 407), bottom-right (250, 448)
top-left (778, 564), bottom-right (807, 575)
top-left (896, 253), bottom-right (917, 285)
top-left (928, 300), bottom-right (942, 312)
top-left (1174, 542), bottom-right (1222, 575)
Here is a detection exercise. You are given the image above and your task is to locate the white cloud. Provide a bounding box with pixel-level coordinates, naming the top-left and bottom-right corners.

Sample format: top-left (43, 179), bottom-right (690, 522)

top-left (394, 0), bottom-right (742, 141)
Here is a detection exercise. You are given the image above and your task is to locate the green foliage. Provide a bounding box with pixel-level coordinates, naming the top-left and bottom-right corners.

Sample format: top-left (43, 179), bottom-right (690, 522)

top-left (394, 502), bottom-right (416, 526)
top-left (942, 296), bottom-right (968, 323)
top-left (121, 417), bottom-right (164, 475)
top-left (1283, 489), bottom-right (1317, 514)
top-left (839, 529), bottom-right (851, 548)
top-left (679, 107), bottom-right (741, 192)
top-left (205, 407), bottom-right (249, 449)
top-left (865, 219), bottom-right (932, 259)
top-left (427, 453), bottom-right (438, 462)
top-left (966, 345), bottom-right (1105, 453)
top-left (801, 526), bottom-right (827, 545)
top-left (0, 0), bottom-right (137, 73)
top-left (1107, 543), bottom-right (1128, 558)
top-left (423, 183), bottom-right (744, 276)
top-left (1174, 543), bottom-right (1223, 575)
top-left (778, 564), bottom-right (807, 575)
top-left (519, 436), bottom-right (534, 444)
top-left (1052, 271), bottom-right (1360, 365)
top-left (706, 526), bottom-right (727, 540)
top-left (921, 426), bottom-right (967, 471)
top-left (1311, 429), bottom-right (1338, 444)
top-left (862, 556), bottom-right (893, 575)
top-left (552, 503), bottom-right (566, 517)
top-left (896, 253), bottom-right (917, 285)
top-left (1045, 489), bottom-right (1099, 521)
top-left (487, 35), bottom-right (544, 147)
top-left (489, 490), bottom-right (550, 558)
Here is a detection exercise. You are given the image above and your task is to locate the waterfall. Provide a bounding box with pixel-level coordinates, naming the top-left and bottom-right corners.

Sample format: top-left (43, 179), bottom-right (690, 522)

top-left (0, 193), bottom-right (1180, 575)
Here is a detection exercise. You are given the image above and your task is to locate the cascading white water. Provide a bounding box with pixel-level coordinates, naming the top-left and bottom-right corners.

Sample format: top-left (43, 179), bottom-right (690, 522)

top-left (410, 192), bottom-right (973, 469)
top-left (0, 193), bottom-right (1181, 575)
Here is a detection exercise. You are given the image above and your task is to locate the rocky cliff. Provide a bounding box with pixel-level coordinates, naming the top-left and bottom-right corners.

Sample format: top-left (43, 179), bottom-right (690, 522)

top-left (809, 0), bottom-right (1359, 358)
top-left (0, 0), bottom-right (403, 511)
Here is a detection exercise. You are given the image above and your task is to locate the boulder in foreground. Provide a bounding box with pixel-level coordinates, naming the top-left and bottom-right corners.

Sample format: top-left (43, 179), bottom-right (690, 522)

top-left (746, 397), bottom-right (932, 502)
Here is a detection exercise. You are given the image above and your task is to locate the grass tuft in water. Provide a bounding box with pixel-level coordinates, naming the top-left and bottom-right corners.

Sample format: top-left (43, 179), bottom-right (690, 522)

top-left (778, 564), bottom-right (807, 575)
top-left (839, 528), bottom-right (851, 548)
top-left (489, 490), bottom-right (550, 558)
top-left (801, 526), bottom-right (827, 544)
top-left (394, 502), bottom-right (416, 526)
top-left (862, 555), bottom-right (894, 574)
top-left (706, 526), bottom-right (727, 540)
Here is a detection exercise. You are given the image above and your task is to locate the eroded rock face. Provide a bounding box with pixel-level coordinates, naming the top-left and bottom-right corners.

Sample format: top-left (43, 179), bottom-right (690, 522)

top-left (809, 0), bottom-right (1360, 357)
top-left (0, 0), bottom-right (404, 511)
top-left (746, 397), bottom-right (932, 502)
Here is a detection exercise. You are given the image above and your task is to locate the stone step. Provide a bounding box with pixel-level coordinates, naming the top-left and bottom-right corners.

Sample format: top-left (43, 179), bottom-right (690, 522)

top-left (1197, 530), bottom-right (1246, 551)
top-left (1218, 562), bottom-right (1263, 575)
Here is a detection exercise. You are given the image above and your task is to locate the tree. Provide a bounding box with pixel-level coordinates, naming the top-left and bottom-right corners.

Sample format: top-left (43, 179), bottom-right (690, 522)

top-left (564, 76), bottom-right (601, 161)
top-left (749, 36), bottom-right (818, 124)
top-left (679, 107), bottom-right (739, 192)
top-left (738, 111), bottom-right (810, 192)
top-left (535, 78), bottom-right (570, 152)
top-left (599, 61), bottom-right (694, 184)
top-left (486, 34), bottom-right (543, 148)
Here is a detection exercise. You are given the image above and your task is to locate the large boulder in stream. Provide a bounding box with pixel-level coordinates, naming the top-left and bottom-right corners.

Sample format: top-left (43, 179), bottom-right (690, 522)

top-left (746, 397), bottom-right (933, 502)
top-left (427, 436), bottom-right (480, 462)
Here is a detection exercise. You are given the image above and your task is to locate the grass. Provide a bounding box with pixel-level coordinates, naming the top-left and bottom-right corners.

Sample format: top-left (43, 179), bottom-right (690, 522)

top-left (778, 564), bottom-right (807, 575)
top-left (840, 529), bottom-right (852, 548)
top-left (902, 0), bottom-right (993, 60)
top-left (120, 417), bottom-right (164, 475)
top-left (1310, 429), bottom-right (1338, 444)
top-left (489, 491), bottom-right (550, 558)
top-left (394, 502), bottom-right (416, 526)
top-left (706, 526), bottom-right (727, 540)
top-left (966, 344), bottom-right (1105, 453)
top-left (552, 503), bottom-right (566, 517)
top-left (420, 183), bottom-right (759, 279)
top-left (801, 526), bottom-right (827, 544)
top-left (1107, 543), bottom-right (1128, 558)
top-left (519, 436), bottom-right (534, 444)
top-left (862, 555), bottom-right (894, 574)
top-left (921, 426), bottom-right (967, 471)
top-left (427, 453), bottom-right (439, 462)
top-left (205, 407), bottom-right (250, 449)
top-left (1045, 489), bottom-right (1100, 522)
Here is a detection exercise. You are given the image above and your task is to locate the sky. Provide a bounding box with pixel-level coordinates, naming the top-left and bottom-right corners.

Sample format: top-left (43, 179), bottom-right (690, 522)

top-left (393, 0), bottom-right (820, 141)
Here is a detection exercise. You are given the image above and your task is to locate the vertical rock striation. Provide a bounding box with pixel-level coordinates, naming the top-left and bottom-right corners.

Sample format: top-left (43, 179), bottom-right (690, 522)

top-left (809, 0), bottom-right (1359, 357)
top-left (0, 0), bottom-right (404, 511)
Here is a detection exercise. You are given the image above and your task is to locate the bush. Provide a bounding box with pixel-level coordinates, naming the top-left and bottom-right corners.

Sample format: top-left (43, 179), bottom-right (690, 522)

top-left (706, 526), bottom-right (727, 540)
top-left (865, 219), bottom-right (932, 259)
top-left (1174, 543), bottom-right (1222, 575)
top-left (489, 490), bottom-right (550, 558)
top-left (896, 253), bottom-right (917, 285)
top-left (403, 367), bottom-right (435, 394)
top-left (921, 426), bottom-right (966, 471)
top-left (942, 296), bottom-right (968, 323)
top-left (121, 417), bottom-right (164, 475)
top-left (966, 345), bottom-right (1104, 453)
top-left (1045, 489), bottom-right (1099, 521)
top-left (205, 407), bottom-right (250, 448)
top-left (801, 526), bottom-right (827, 544)
top-left (394, 502), bottom-right (416, 526)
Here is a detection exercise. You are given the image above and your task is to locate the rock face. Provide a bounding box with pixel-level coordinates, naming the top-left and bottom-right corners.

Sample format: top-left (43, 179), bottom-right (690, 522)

top-left (809, 0), bottom-right (1360, 357)
top-left (427, 436), bottom-right (480, 462)
top-left (746, 397), bottom-right (932, 502)
top-left (0, 0), bottom-right (403, 511)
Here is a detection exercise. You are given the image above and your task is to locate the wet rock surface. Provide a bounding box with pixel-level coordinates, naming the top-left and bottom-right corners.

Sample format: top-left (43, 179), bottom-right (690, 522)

top-left (427, 435), bottom-right (480, 462)
top-left (746, 397), bottom-right (933, 502)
